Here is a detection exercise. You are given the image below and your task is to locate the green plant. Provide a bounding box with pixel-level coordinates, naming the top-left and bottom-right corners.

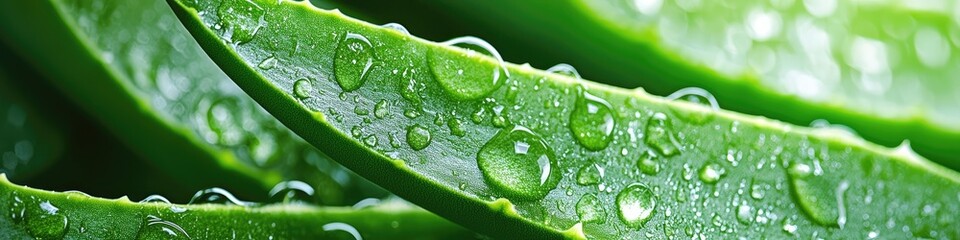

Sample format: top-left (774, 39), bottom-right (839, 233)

top-left (338, 0), bottom-right (960, 168)
top-left (0, 0), bottom-right (957, 238)
top-left (167, 0), bottom-right (960, 238)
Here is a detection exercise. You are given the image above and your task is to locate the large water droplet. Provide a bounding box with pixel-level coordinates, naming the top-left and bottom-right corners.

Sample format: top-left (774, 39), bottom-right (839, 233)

top-left (545, 63), bottom-right (582, 79)
top-left (736, 204), bottom-right (755, 225)
top-left (665, 87), bottom-right (718, 124)
top-left (323, 222), bottom-right (363, 240)
top-left (188, 187), bottom-right (252, 206)
top-left (576, 194), bottom-right (606, 224)
top-left (136, 215), bottom-right (190, 240)
top-left (787, 162), bottom-right (847, 227)
top-left (334, 33), bottom-right (375, 92)
top-left (139, 195), bottom-right (187, 213)
top-left (570, 91), bottom-right (616, 151)
top-left (576, 163), bottom-right (605, 186)
top-left (380, 23), bottom-right (410, 35)
top-left (644, 113), bottom-right (681, 156)
top-left (406, 125), bottom-right (432, 150)
top-left (268, 180), bottom-right (315, 203)
top-left (617, 183), bottom-right (657, 228)
top-left (216, 0), bottom-right (264, 44)
top-left (428, 36), bottom-right (508, 100)
top-left (477, 125), bottom-right (560, 200)
top-left (14, 195), bottom-right (68, 240)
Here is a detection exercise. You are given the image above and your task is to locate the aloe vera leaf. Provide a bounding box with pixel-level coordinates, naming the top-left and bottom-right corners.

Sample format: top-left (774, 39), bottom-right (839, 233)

top-left (0, 174), bottom-right (473, 239)
top-left (0, 0), bottom-right (386, 202)
top-left (170, 0), bottom-right (960, 238)
top-left (341, 0), bottom-right (960, 169)
top-left (0, 53), bottom-right (64, 181)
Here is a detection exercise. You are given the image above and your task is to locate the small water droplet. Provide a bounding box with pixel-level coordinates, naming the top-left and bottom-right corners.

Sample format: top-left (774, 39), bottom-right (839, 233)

top-left (293, 78), bottom-right (314, 99)
top-left (323, 222), bottom-right (363, 240)
top-left (428, 36), bottom-right (508, 100)
top-left (644, 113), bottom-right (681, 156)
top-left (268, 180), bottom-right (315, 203)
top-left (697, 163), bottom-right (725, 184)
top-left (636, 150), bottom-right (660, 175)
top-left (334, 33), bottom-right (375, 92)
top-left (570, 90), bottom-right (616, 151)
top-left (781, 218), bottom-right (798, 234)
top-left (373, 100), bottom-right (389, 119)
top-left (363, 135), bottom-right (378, 147)
top-left (545, 63), bottom-right (582, 79)
top-left (576, 194), bottom-right (606, 224)
top-left (400, 78), bottom-right (423, 106)
top-left (380, 22), bottom-right (410, 35)
top-left (617, 183), bottom-right (657, 228)
top-left (406, 125), bottom-right (432, 150)
top-left (477, 125), bottom-right (560, 200)
top-left (447, 118), bottom-right (465, 137)
top-left (576, 163), bottom-right (605, 186)
top-left (258, 56), bottom-right (277, 70)
top-left (750, 180), bottom-right (766, 200)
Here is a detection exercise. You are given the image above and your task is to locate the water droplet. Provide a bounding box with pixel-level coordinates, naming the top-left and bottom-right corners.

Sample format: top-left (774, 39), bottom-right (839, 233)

top-left (400, 78), bottom-right (423, 106)
top-left (373, 100), bottom-right (389, 119)
top-left (477, 125), bottom-right (560, 200)
top-left (576, 163), bottom-right (605, 186)
top-left (570, 91), bottom-right (616, 151)
top-left (293, 78), bottom-right (314, 99)
top-left (137, 215), bottom-right (190, 239)
top-left (380, 23), bottom-right (410, 35)
top-left (216, 0), bottom-right (264, 44)
top-left (809, 119), bottom-right (857, 136)
top-left (268, 180), bottom-right (315, 203)
top-left (258, 56), bottom-right (277, 70)
top-left (334, 33), bottom-right (375, 92)
top-left (139, 195), bottom-right (187, 213)
top-left (644, 113), bottom-right (681, 156)
top-left (363, 135), bottom-right (378, 147)
top-left (14, 196), bottom-right (69, 240)
top-left (781, 218), bottom-right (798, 234)
top-left (665, 87), bottom-right (718, 124)
top-left (188, 187), bottom-right (251, 206)
top-left (406, 125), bottom-right (432, 150)
top-left (352, 198), bottom-right (381, 209)
top-left (617, 183), bottom-right (657, 228)
top-left (787, 162), bottom-right (847, 227)
top-left (576, 194), bottom-right (606, 224)
top-left (750, 180), bottom-right (766, 200)
top-left (354, 106), bottom-right (370, 115)
top-left (447, 118), bottom-right (465, 137)
top-left (636, 151), bottom-right (660, 175)
top-left (428, 36), bottom-right (508, 100)
top-left (736, 204), bottom-right (754, 225)
top-left (697, 163), bottom-right (725, 184)
top-left (205, 100), bottom-right (243, 146)
top-left (323, 222), bottom-right (363, 240)
top-left (545, 63), bottom-right (581, 79)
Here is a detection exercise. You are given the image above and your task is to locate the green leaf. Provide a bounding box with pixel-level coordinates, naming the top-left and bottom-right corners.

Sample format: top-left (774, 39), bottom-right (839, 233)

top-left (0, 0), bottom-right (382, 202)
top-left (344, 0), bottom-right (960, 169)
top-left (169, 0), bottom-right (960, 238)
top-left (0, 174), bottom-right (472, 239)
